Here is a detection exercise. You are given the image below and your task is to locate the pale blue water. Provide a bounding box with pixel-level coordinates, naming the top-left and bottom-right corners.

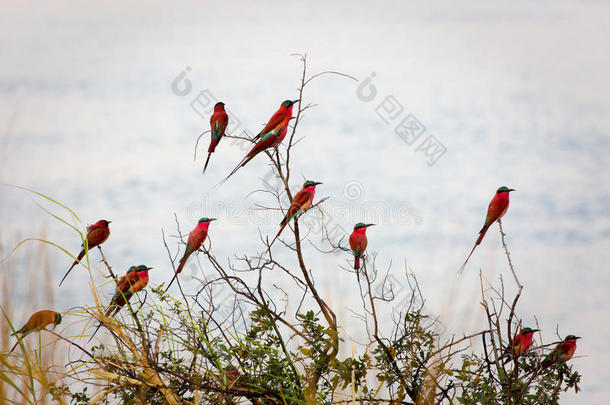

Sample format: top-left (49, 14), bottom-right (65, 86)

top-left (1, 2), bottom-right (609, 403)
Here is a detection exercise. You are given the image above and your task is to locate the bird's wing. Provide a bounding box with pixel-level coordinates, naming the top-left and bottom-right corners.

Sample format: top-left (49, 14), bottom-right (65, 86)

top-left (87, 226), bottom-right (109, 246)
top-left (211, 120), bottom-right (221, 139)
top-left (543, 346), bottom-right (561, 365)
top-left (129, 276), bottom-right (149, 294)
top-left (220, 112), bottom-right (229, 133)
top-left (114, 273), bottom-right (134, 294)
top-left (111, 272), bottom-right (139, 306)
top-left (257, 110), bottom-right (285, 138)
top-left (211, 112), bottom-right (229, 139)
top-left (186, 228), bottom-right (206, 251)
top-left (482, 196), bottom-right (509, 230)
top-left (557, 343), bottom-right (572, 356)
top-left (294, 190), bottom-right (313, 211)
top-left (260, 126), bottom-right (283, 142)
top-left (16, 312), bottom-right (38, 334)
top-left (281, 190), bottom-right (311, 225)
top-left (360, 236), bottom-right (368, 254)
top-left (510, 334), bottom-right (523, 354)
top-left (246, 136), bottom-right (276, 159)
top-left (350, 233), bottom-right (365, 255)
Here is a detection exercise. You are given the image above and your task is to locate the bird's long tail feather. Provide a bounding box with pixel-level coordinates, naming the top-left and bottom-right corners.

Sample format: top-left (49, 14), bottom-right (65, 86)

top-left (354, 256), bottom-right (360, 270)
top-left (459, 244), bottom-right (477, 274)
top-left (269, 222), bottom-right (289, 248)
top-left (88, 321), bottom-right (104, 343)
top-left (88, 305), bottom-right (112, 343)
top-left (9, 339), bottom-right (21, 354)
top-left (203, 152), bottom-right (213, 173)
top-left (9, 329), bottom-right (28, 352)
top-left (59, 249), bottom-right (85, 286)
top-left (215, 155), bottom-right (253, 187)
top-left (88, 301), bottom-right (123, 343)
top-left (59, 266), bottom-right (75, 287)
top-left (459, 225), bottom-right (491, 274)
top-left (165, 259), bottom-right (186, 293)
top-left (476, 225), bottom-right (490, 245)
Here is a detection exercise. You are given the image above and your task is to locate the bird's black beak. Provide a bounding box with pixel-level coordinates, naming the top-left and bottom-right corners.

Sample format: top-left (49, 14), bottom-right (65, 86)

top-left (366, 224), bottom-right (375, 227)
top-left (107, 221), bottom-right (112, 224)
top-left (574, 336), bottom-right (582, 340)
top-left (146, 267), bottom-right (153, 270)
top-left (292, 99), bottom-right (300, 104)
top-left (314, 181), bottom-right (323, 186)
top-left (209, 218), bottom-right (217, 222)
top-left (508, 188), bottom-right (515, 192)
top-left (532, 329), bottom-right (540, 332)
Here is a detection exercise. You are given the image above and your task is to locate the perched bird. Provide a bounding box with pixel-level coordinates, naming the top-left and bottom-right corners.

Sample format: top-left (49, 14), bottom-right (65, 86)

top-left (250, 100), bottom-right (298, 142)
top-left (60, 219), bottom-right (111, 286)
top-left (541, 335), bottom-right (581, 368)
top-left (89, 265), bottom-right (152, 341)
top-left (502, 327), bottom-right (539, 364)
top-left (349, 223), bottom-right (374, 273)
top-left (218, 99), bottom-right (298, 185)
top-left (203, 102), bottom-right (229, 173)
top-left (459, 187), bottom-right (515, 273)
top-left (10, 310), bottom-right (62, 352)
top-left (105, 265), bottom-right (152, 317)
top-left (165, 217), bottom-right (215, 292)
top-left (271, 180), bottom-right (322, 245)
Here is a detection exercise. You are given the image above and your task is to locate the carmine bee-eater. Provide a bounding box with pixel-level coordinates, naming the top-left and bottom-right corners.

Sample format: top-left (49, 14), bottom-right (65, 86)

top-left (12, 310), bottom-right (62, 336)
top-left (165, 217), bottom-right (215, 292)
top-left (502, 327), bottom-right (539, 364)
top-left (218, 99), bottom-right (299, 185)
top-left (89, 265), bottom-right (152, 341)
top-left (349, 223), bottom-right (374, 273)
top-left (10, 310), bottom-right (62, 352)
top-left (271, 180), bottom-right (322, 245)
top-left (459, 186), bottom-right (515, 273)
top-left (60, 219), bottom-right (111, 286)
top-left (541, 335), bottom-right (581, 368)
top-left (203, 102), bottom-right (229, 173)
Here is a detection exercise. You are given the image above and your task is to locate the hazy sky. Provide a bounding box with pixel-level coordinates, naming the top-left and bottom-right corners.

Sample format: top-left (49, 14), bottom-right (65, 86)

top-left (1, 1), bottom-right (609, 403)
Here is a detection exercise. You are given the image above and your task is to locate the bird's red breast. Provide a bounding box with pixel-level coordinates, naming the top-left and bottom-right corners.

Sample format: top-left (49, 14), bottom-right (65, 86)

top-left (512, 330), bottom-right (535, 356)
top-left (113, 269), bottom-right (149, 300)
top-left (186, 222), bottom-right (210, 250)
top-left (129, 270), bottom-right (150, 294)
top-left (278, 125), bottom-right (288, 143)
top-left (349, 228), bottom-right (368, 256)
top-left (484, 191), bottom-right (511, 227)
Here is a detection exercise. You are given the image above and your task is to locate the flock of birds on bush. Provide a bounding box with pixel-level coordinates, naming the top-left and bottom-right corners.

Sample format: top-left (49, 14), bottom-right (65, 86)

top-left (8, 99), bottom-right (579, 371)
